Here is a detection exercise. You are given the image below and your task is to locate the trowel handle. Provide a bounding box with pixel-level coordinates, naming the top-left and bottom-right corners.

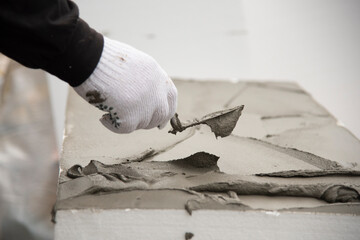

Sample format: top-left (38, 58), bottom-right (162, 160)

top-left (170, 113), bottom-right (183, 131)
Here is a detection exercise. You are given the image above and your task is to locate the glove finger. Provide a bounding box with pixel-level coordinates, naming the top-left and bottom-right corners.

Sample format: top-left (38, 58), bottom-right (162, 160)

top-left (156, 103), bottom-right (173, 130)
top-left (99, 113), bottom-right (122, 133)
top-left (100, 113), bottom-right (139, 134)
top-left (157, 120), bottom-right (168, 129)
top-left (167, 81), bottom-right (178, 120)
top-left (157, 80), bottom-right (178, 130)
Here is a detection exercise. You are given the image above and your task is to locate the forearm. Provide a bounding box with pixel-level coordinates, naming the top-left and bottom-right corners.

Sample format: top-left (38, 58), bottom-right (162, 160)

top-left (0, 0), bottom-right (103, 86)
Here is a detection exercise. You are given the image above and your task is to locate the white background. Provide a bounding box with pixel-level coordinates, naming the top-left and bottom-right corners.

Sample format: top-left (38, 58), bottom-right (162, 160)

top-left (48, 0), bottom-right (360, 149)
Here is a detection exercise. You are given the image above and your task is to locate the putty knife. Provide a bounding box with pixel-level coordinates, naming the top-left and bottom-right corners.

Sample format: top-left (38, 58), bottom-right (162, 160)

top-left (168, 105), bottom-right (244, 138)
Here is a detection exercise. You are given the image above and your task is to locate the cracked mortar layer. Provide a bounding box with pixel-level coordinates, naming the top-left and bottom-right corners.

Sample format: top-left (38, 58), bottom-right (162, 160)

top-left (56, 79), bottom-right (360, 216)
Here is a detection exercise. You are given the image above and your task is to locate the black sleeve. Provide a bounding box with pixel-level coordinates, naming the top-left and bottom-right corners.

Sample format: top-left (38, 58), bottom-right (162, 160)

top-left (0, 0), bottom-right (104, 87)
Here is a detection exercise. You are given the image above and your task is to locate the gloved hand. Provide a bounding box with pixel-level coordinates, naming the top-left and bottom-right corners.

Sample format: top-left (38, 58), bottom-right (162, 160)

top-left (74, 37), bottom-right (177, 133)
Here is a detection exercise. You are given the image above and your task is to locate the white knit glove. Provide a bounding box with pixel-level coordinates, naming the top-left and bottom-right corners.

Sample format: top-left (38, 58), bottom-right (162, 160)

top-left (74, 37), bottom-right (177, 133)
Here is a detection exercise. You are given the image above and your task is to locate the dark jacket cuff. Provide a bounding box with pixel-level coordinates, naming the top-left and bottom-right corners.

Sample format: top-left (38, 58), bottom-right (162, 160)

top-left (45, 18), bottom-right (104, 87)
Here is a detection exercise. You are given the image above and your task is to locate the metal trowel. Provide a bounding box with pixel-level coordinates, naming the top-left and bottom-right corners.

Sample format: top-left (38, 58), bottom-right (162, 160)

top-left (168, 105), bottom-right (244, 138)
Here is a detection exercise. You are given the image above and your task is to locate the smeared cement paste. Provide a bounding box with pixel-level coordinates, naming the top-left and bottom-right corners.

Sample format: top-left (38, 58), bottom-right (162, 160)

top-left (55, 80), bottom-right (360, 218)
top-left (185, 232), bottom-right (194, 240)
top-left (61, 156), bottom-right (359, 206)
top-left (256, 169), bottom-right (360, 178)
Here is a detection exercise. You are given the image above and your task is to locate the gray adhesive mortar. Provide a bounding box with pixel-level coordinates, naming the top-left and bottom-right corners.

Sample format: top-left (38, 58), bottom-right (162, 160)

top-left (56, 80), bottom-right (360, 217)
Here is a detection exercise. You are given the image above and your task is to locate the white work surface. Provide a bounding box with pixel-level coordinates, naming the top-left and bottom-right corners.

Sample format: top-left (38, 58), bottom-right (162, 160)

top-left (48, 0), bottom-right (360, 148)
top-left (56, 209), bottom-right (359, 240)
top-left (55, 81), bottom-right (360, 240)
